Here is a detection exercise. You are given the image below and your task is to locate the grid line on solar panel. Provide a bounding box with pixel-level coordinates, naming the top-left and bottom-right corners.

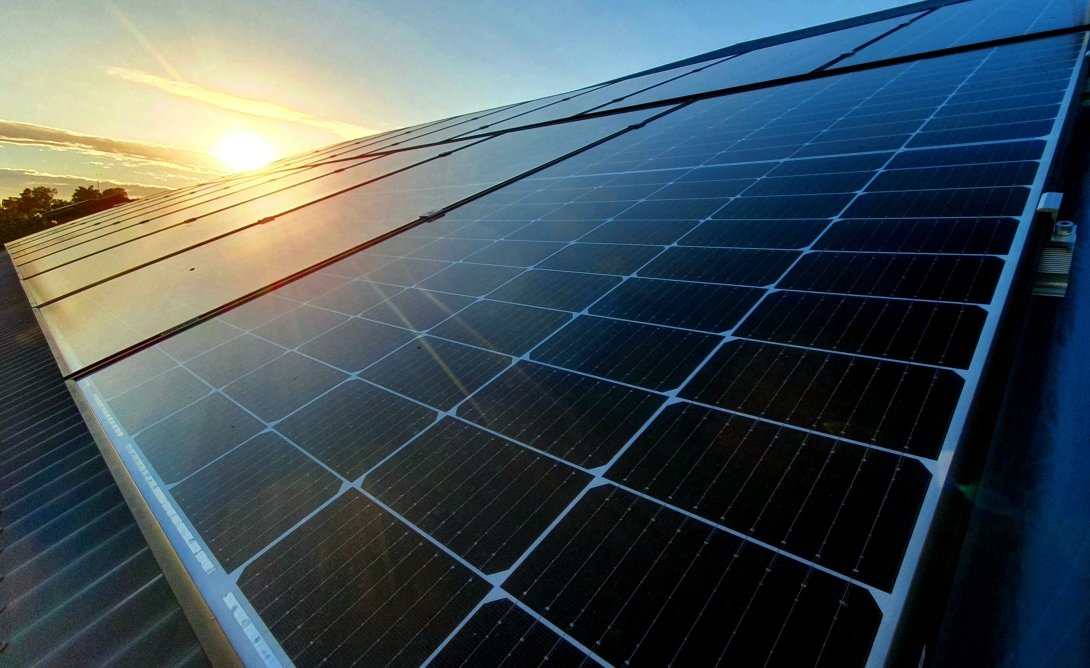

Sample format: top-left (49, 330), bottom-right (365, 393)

top-left (20, 140), bottom-right (473, 305)
top-left (99, 307), bottom-right (623, 592)
top-left (736, 290), bottom-right (987, 369)
top-left (457, 361), bottom-right (666, 469)
top-left (98, 304), bottom-right (453, 483)
top-left (504, 484), bottom-right (881, 666)
top-left (39, 108), bottom-right (671, 371)
top-left (430, 598), bottom-right (596, 667)
top-left (604, 401), bottom-right (931, 591)
top-left (89, 36), bottom-right (1068, 453)
top-left (169, 431), bottom-right (342, 572)
top-left (362, 417), bottom-right (592, 573)
top-left (236, 490), bottom-right (493, 667)
top-left (679, 339), bottom-right (964, 459)
top-left (14, 143), bottom-right (428, 268)
top-left (79, 31), bottom-right (1085, 668)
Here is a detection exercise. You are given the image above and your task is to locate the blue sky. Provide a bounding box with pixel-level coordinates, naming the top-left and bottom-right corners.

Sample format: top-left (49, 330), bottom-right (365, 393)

top-left (0, 0), bottom-right (903, 198)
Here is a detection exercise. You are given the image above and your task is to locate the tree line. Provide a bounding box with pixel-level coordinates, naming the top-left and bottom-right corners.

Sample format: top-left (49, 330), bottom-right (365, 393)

top-left (1, 185), bottom-right (129, 246)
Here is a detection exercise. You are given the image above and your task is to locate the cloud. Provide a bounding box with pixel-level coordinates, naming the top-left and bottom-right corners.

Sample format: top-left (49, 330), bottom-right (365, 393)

top-left (0, 119), bottom-right (225, 174)
top-left (0, 167), bottom-right (173, 199)
top-left (107, 67), bottom-right (375, 139)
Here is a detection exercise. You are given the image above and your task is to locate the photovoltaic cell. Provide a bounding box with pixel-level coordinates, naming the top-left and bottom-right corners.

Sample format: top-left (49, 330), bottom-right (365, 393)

top-left (780, 251), bottom-right (1005, 303)
top-left (135, 393), bottom-right (263, 483)
top-left (70, 26), bottom-right (1086, 668)
top-left (814, 217), bottom-right (1018, 254)
top-left (680, 217), bottom-right (830, 247)
top-left (363, 418), bottom-right (590, 572)
top-left (297, 317), bottom-right (415, 373)
top-left (223, 353), bottom-right (347, 422)
top-left (237, 491), bottom-right (491, 667)
top-left (588, 278), bottom-right (763, 332)
top-left (170, 432), bottom-right (341, 572)
top-left (639, 246), bottom-right (799, 285)
top-left (309, 279), bottom-right (403, 315)
top-left (680, 339), bottom-right (964, 458)
top-left (531, 316), bottom-right (721, 391)
top-left (108, 367), bottom-right (210, 434)
top-left (431, 599), bottom-right (594, 667)
top-left (736, 291), bottom-right (988, 368)
top-left (360, 336), bottom-right (511, 411)
top-left (835, 0), bottom-right (1088, 68)
top-left (40, 109), bottom-right (661, 372)
top-left (458, 361), bottom-right (665, 468)
top-left (428, 300), bottom-right (571, 356)
top-left (360, 288), bottom-right (475, 330)
top-left (505, 485), bottom-right (882, 666)
top-left (606, 402), bottom-right (931, 590)
top-left (251, 305), bottom-right (348, 349)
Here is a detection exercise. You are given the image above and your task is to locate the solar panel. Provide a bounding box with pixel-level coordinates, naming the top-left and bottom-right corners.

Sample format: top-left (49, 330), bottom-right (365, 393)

top-left (33, 109), bottom-right (663, 372)
top-left (589, 13), bottom-right (925, 112)
top-left (834, 0), bottom-right (1089, 67)
top-left (17, 146), bottom-right (455, 282)
top-left (30, 10), bottom-right (1085, 668)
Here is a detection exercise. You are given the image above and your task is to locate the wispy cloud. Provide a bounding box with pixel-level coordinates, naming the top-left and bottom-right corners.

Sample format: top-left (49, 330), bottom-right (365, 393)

top-left (0, 119), bottom-right (225, 174)
top-left (106, 67), bottom-right (375, 139)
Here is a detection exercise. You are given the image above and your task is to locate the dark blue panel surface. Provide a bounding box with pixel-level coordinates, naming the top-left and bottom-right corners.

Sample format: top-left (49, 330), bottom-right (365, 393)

top-left (364, 418), bottom-right (590, 572)
top-left (432, 599), bottom-right (594, 667)
top-left (237, 491), bottom-right (491, 667)
top-left (76, 30), bottom-right (1086, 668)
top-left (459, 361), bottom-right (665, 468)
top-left (170, 432), bottom-right (341, 572)
top-left (505, 485), bottom-right (882, 666)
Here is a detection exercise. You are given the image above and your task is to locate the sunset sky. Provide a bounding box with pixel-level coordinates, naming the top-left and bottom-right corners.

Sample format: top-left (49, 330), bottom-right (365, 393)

top-left (0, 0), bottom-right (900, 199)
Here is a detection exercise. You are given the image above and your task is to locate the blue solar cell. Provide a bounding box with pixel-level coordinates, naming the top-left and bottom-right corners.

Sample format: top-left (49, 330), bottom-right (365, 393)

top-left (69, 28), bottom-right (1086, 668)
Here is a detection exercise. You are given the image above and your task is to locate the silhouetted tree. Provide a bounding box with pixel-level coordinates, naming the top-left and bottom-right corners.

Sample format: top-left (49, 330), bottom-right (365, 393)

top-left (1, 186), bottom-right (65, 214)
top-left (70, 185), bottom-right (100, 204)
top-left (1, 184), bottom-right (131, 246)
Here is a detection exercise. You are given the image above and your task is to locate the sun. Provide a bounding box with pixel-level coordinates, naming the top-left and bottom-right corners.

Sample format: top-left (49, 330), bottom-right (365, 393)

top-left (212, 134), bottom-right (276, 172)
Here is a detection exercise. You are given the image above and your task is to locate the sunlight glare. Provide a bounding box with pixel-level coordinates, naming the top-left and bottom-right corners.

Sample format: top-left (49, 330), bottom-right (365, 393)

top-left (212, 135), bottom-right (276, 172)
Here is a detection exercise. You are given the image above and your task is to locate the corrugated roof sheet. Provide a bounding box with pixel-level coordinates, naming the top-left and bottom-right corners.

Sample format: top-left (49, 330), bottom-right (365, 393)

top-left (0, 249), bottom-right (210, 668)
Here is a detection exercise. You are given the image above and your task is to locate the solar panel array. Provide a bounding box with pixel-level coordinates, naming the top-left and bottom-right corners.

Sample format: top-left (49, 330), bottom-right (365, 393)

top-left (7, 0), bottom-right (1087, 665)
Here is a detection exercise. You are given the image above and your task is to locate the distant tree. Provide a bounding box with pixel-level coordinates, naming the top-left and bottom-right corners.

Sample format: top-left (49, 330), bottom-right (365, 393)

top-left (1, 184), bottom-right (131, 246)
top-left (70, 185), bottom-right (101, 204)
top-left (1, 186), bottom-right (63, 214)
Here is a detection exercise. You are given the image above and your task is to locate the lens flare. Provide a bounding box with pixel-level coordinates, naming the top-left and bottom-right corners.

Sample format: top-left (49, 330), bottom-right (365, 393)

top-left (212, 135), bottom-right (276, 172)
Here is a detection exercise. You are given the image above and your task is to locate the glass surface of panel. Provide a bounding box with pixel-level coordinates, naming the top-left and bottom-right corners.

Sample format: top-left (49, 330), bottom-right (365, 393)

top-left (835, 0), bottom-right (1089, 68)
top-left (66, 29), bottom-right (1086, 668)
top-left (355, 86), bottom-right (608, 153)
top-left (17, 153), bottom-right (401, 276)
top-left (43, 109), bottom-right (660, 372)
top-left (22, 144), bottom-right (464, 303)
top-left (11, 128), bottom-right (473, 262)
top-left (445, 65), bottom-right (718, 137)
top-left (594, 14), bottom-right (919, 112)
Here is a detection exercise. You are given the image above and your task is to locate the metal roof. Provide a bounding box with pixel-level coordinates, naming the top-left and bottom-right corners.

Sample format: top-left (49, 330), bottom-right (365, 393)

top-left (0, 249), bottom-right (209, 668)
